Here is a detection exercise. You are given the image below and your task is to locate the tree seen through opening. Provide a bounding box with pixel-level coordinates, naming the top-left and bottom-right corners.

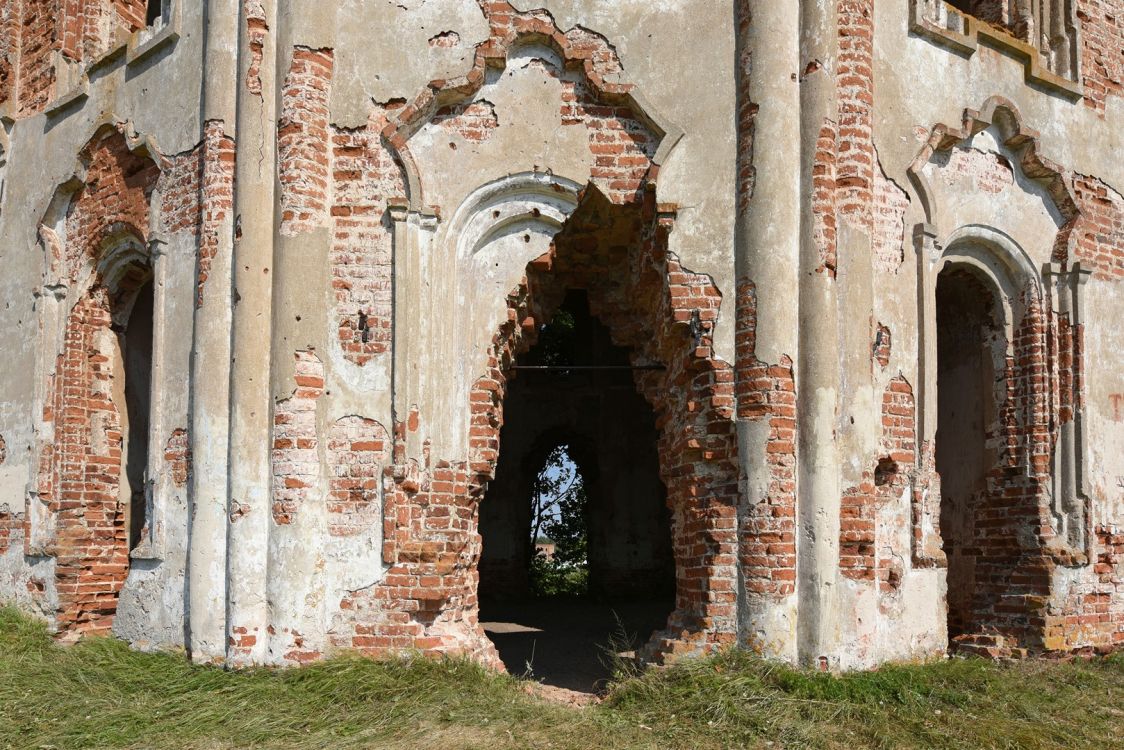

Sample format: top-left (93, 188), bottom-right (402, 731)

top-left (528, 444), bottom-right (588, 598)
top-left (478, 290), bottom-right (674, 692)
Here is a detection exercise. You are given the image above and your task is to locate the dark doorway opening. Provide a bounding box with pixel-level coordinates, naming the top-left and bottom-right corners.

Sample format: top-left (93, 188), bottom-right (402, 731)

top-left (936, 267), bottom-right (1000, 641)
top-left (121, 279), bottom-right (154, 551)
top-left (479, 290), bottom-right (674, 692)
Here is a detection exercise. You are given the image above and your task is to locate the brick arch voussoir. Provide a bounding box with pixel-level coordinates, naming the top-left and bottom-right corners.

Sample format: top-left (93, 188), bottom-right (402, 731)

top-left (381, 1), bottom-right (681, 210)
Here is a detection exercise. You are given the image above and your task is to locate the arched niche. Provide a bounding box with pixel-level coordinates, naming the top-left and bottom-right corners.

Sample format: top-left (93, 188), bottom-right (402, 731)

top-left (910, 100), bottom-right (1092, 573)
top-left (389, 172), bottom-right (583, 463)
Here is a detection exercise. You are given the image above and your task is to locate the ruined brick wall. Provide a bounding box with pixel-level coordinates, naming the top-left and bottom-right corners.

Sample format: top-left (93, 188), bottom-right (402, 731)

top-left (16, 0), bottom-right (59, 117)
top-left (0, 1), bottom-right (18, 108)
top-left (836, 0), bottom-right (875, 230)
top-left (734, 279), bottom-right (797, 599)
top-left (196, 122), bottom-right (236, 306)
top-left (32, 128), bottom-right (163, 637)
top-left (279, 48), bottom-right (333, 236)
top-left (1079, 0), bottom-right (1124, 112)
top-left (271, 351), bottom-right (324, 526)
top-left (873, 156), bottom-right (909, 273)
top-left (326, 417), bottom-right (389, 538)
top-left (329, 107), bottom-right (405, 365)
top-left (66, 129), bottom-right (161, 269)
top-left (162, 428), bottom-right (189, 487)
top-left (48, 290), bottom-right (130, 636)
top-left (840, 377), bottom-right (915, 591)
top-left (332, 187), bottom-right (741, 664)
top-left (1069, 175), bottom-right (1124, 279)
top-left (3, 1), bottom-right (158, 117)
top-left (0, 433), bottom-right (20, 556)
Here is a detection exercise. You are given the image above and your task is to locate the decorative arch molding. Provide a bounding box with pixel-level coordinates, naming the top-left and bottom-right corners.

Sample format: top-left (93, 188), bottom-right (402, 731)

top-left (26, 121), bottom-right (176, 573)
top-left (940, 224), bottom-right (1043, 322)
top-left (913, 225), bottom-right (1091, 572)
top-left (908, 95), bottom-right (1079, 241)
top-left (447, 171), bottom-right (583, 260)
top-left (378, 1), bottom-right (683, 210)
top-left (908, 98), bottom-right (1094, 566)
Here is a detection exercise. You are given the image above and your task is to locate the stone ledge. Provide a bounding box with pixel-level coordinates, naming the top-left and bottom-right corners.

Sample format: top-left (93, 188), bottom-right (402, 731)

top-left (909, 0), bottom-right (1083, 100)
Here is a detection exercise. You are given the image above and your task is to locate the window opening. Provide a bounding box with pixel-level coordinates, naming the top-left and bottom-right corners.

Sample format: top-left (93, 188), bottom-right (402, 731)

top-left (528, 445), bottom-right (589, 598)
top-left (121, 279), bottom-right (155, 550)
top-left (146, 0), bottom-right (162, 26)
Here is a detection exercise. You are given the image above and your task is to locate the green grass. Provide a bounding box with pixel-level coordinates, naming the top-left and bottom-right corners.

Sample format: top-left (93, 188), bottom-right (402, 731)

top-left (1, 607), bottom-right (1122, 750)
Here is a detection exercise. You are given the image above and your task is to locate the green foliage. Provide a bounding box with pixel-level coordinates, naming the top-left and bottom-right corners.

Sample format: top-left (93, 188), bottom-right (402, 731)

top-left (528, 554), bottom-right (589, 598)
top-left (526, 307), bottom-right (578, 367)
top-left (2, 607), bottom-right (1123, 749)
top-left (527, 444), bottom-right (589, 598)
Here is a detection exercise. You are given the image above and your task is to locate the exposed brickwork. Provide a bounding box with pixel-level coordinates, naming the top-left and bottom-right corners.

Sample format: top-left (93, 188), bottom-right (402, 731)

top-left (279, 48), bottom-right (333, 236)
top-left (962, 1), bottom-right (1023, 34)
top-left (244, 0), bottom-right (267, 97)
top-left (128, 120), bottom-right (233, 308)
top-left (432, 100), bottom-right (498, 142)
top-left (1069, 175), bottom-right (1124, 280)
top-left (1079, 0), bottom-right (1124, 112)
top-left (157, 142), bottom-right (204, 237)
top-left (873, 322), bottom-right (891, 368)
top-left (163, 428), bottom-right (190, 487)
top-left (380, 1), bottom-right (657, 205)
top-left (734, 1), bottom-right (758, 214)
top-left (836, 0), bottom-right (875, 229)
top-left (17, 0), bottom-right (59, 116)
top-left (1046, 526), bottom-right (1124, 652)
top-left (840, 376), bottom-right (915, 591)
top-left (948, 282), bottom-right (1055, 648)
top-left (66, 128), bottom-right (161, 275)
top-left (335, 189), bottom-right (740, 665)
top-left (271, 351), bottom-right (324, 525)
top-left (326, 417), bottom-right (389, 538)
top-left (812, 121), bottom-right (838, 276)
top-left (113, 0), bottom-right (148, 31)
top-left (0, 1), bottom-right (18, 108)
top-left (33, 127), bottom-right (161, 638)
top-left (734, 279), bottom-right (797, 599)
top-left (566, 77), bottom-right (656, 203)
top-left (0, 502), bottom-right (21, 556)
top-left (428, 30), bottom-right (460, 48)
top-left (937, 147), bottom-right (1015, 194)
top-left (4, 1), bottom-right (156, 117)
top-left (330, 104), bottom-right (406, 366)
top-left (49, 290), bottom-right (131, 636)
top-left (0, 431), bottom-right (20, 554)
top-left (873, 154), bottom-right (909, 273)
top-left (197, 121), bottom-right (236, 306)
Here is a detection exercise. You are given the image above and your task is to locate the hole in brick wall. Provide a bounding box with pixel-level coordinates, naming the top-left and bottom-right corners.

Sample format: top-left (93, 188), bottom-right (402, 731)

top-left (936, 264), bottom-right (1029, 646)
top-left (357, 310), bottom-right (371, 343)
top-left (479, 290), bottom-right (674, 693)
top-left (874, 456), bottom-right (896, 486)
top-left (121, 279), bottom-right (155, 551)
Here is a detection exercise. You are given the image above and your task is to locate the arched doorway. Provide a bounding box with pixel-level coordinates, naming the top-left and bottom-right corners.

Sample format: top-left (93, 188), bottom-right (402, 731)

top-left (479, 290), bottom-right (675, 692)
top-left (936, 266), bottom-right (1001, 640)
top-left (935, 258), bottom-right (1051, 651)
